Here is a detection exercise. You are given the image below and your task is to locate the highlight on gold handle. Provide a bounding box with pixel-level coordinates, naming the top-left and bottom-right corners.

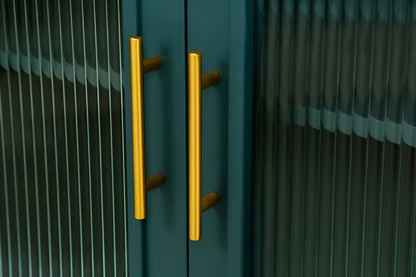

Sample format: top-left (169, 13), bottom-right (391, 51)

top-left (188, 51), bottom-right (221, 241)
top-left (130, 36), bottom-right (163, 220)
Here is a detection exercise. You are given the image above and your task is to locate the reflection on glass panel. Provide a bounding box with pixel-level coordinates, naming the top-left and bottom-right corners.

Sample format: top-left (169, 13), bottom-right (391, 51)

top-left (254, 0), bottom-right (416, 276)
top-left (0, 0), bottom-right (127, 276)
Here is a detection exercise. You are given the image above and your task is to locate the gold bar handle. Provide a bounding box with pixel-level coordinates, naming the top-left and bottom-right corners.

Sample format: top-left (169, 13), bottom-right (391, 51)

top-left (130, 36), bottom-right (164, 220)
top-left (189, 51), bottom-right (220, 241)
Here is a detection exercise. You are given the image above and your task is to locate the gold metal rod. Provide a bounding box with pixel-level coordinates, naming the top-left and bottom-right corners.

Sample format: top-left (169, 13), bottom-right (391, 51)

top-left (201, 193), bottom-right (220, 213)
top-left (202, 71), bottom-right (220, 90)
top-left (189, 51), bottom-right (220, 241)
top-left (143, 56), bottom-right (162, 73)
top-left (130, 36), bottom-right (146, 220)
top-left (145, 173), bottom-right (164, 193)
top-left (130, 36), bottom-right (162, 220)
top-left (189, 51), bottom-right (202, 241)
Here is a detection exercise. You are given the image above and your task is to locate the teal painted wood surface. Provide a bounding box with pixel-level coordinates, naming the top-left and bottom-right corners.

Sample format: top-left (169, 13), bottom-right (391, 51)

top-left (187, 0), bottom-right (254, 276)
top-left (122, 0), bottom-right (188, 276)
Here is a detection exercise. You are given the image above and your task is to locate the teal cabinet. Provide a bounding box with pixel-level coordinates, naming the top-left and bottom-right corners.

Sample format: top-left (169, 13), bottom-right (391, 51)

top-left (2, 1), bottom-right (416, 276)
top-left (122, 0), bottom-right (253, 276)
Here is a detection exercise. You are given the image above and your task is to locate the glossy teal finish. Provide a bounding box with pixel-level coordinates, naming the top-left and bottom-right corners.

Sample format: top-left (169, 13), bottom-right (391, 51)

top-left (187, 0), bottom-right (254, 276)
top-left (226, 1), bottom-right (254, 276)
top-left (122, 1), bottom-right (187, 276)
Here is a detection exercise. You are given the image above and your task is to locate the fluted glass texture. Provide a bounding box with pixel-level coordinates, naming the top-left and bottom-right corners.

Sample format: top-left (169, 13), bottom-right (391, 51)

top-left (254, 0), bottom-right (416, 276)
top-left (0, 0), bottom-right (127, 276)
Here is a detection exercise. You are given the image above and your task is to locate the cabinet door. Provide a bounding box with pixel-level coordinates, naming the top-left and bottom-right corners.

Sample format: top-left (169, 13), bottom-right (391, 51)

top-left (122, 1), bottom-right (187, 276)
top-left (187, 1), bottom-right (254, 276)
top-left (252, 1), bottom-right (416, 277)
top-left (0, 0), bottom-right (128, 276)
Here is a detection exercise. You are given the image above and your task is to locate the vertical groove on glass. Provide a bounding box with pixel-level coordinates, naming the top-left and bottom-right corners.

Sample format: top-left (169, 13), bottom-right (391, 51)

top-left (68, 0), bottom-right (85, 275)
top-left (2, 2), bottom-right (23, 276)
top-left (116, 0), bottom-right (128, 273)
top-left (0, 230), bottom-right (2, 277)
top-left (103, 0), bottom-right (116, 274)
top-left (34, 0), bottom-right (54, 275)
top-left (92, 0), bottom-right (105, 274)
top-left (376, 2), bottom-right (392, 276)
top-left (57, 0), bottom-right (74, 275)
top-left (328, 2), bottom-right (342, 275)
top-left (0, 0), bottom-right (127, 275)
top-left (347, 1), bottom-right (359, 274)
top-left (359, 1), bottom-right (375, 276)
top-left (45, 0), bottom-right (64, 275)
top-left (11, 0), bottom-right (32, 275)
top-left (254, 0), bottom-right (416, 276)
top-left (410, 153), bottom-right (416, 277)
top-left (80, 0), bottom-right (95, 275)
top-left (393, 144), bottom-right (403, 276)
top-left (0, 45), bottom-right (13, 277)
top-left (22, 0), bottom-right (43, 275)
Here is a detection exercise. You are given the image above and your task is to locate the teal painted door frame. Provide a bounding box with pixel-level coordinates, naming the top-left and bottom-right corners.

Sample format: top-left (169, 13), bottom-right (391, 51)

top-left (122, 1), bottom-right (188, 276)
top-left (187, 0), bottom-right (254, 276)
top-left (123, 0), bottom-right (253, 276)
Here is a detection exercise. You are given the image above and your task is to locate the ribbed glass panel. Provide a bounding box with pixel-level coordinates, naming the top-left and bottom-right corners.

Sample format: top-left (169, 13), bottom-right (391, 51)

top-left (254, 0), bottom-right (416, 276)
top-left (0, 0), bottom-right (127, 276)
